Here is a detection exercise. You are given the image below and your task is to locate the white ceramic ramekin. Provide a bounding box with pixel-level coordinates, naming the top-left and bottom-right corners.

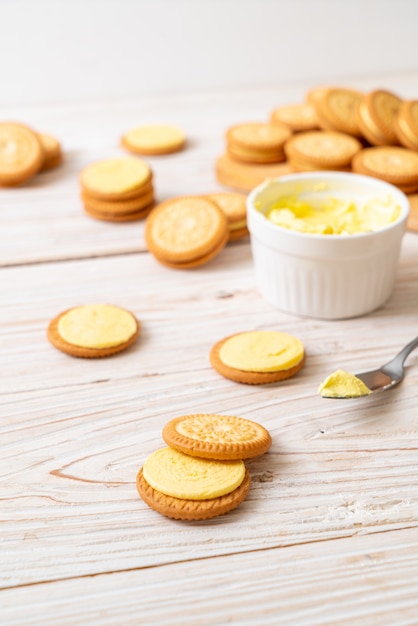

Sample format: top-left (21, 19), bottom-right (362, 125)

top-left (247, 172), bottom-right (409, 320)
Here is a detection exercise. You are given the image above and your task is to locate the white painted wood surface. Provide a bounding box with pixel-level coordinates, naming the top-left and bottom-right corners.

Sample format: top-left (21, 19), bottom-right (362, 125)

top-left (1, 73), bottom-right (418, 625)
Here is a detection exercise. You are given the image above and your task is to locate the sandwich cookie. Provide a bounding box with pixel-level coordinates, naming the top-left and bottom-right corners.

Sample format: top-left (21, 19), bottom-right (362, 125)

top-left (136, 448), bottom-right (250, 521)
top-left (145, 196), bottom-right (229, 268)
top-left (271, 103), bottom-right (319, 133)
top-left (394, 100), bottom-right (418, 151)
top-left (313, 87), bottom-right (363, 137)
top-left (0, 122), bottom-right (44, 185)
top-left (226, 122), bottom-right (292, 164)
top-left (284, 130), bottom-right (362, 171)
top-left (207, 192), bottom-right (249, 240)
top-left (352, 146), bottom-right (418, 193)
top-left (356, 89), bottom-right (403, 146)
top-left (38, 133), bottom-right (63, 171)
top-left (80, 157), bottom-right (155, 221)
top-left (121, 124), bottom-right (186, 156)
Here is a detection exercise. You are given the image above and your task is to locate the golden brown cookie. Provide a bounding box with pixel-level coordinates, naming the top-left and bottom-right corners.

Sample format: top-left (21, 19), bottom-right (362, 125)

top-left (207, 192), bottom-right (248, 240)
top-left (313, 87), bottom-right (363, 137)
top-left (136, 466), bottom-right (250, 520)
top-left (407, 194), bottom-right (418, 231)
top-left (210, 331), bottom-right (305, 385)
top-left (0, 122), bottom-right (44, 185)
top-left (226, 122), bottom-right (291, 164)
top-left (47, 304), bottom-right (140, 358)
top-left (352, 146), bottom-right (418, 191)
top-left (284, 130), bottom-right (361, 169)
top-left (271, 103), bottom-right (319, 132)
top-left (356, 89), bottom-right (402, 146)
top-left (121, 124), bottom-right (186, 155)
top-left (80, 157), bottom-right (152, 200)
top-left (162, 413), bottom-right (272, 460)
top-left (38, 133), bottom-right (63, 171)
top-left (394, 100), bottom-right (418, 151)
top-left (145, 196), bottom-right (229, 268)
top-left (215, 152), bottom-right (292, 192)
top-left (82, 184), bottom-right (155, 221)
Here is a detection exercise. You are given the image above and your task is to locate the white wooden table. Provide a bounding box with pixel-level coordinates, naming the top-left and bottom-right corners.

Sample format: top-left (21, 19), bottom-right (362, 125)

top-left (1, 73), bottom-right (418, 625)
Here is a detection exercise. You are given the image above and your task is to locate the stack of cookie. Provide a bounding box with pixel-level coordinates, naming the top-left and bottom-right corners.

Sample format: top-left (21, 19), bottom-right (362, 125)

top-left (80, 157), bottom-right (155, 222)
top-left (0, 122), bottom-right (63, 187)
top-left (284, 130), bottom-right (362, 172)
top-left (206, 192), bottom-right (249, 240)
top-left (137, 413), bottom-right (272, 520)
top-left (145, 196), bottom-right (229, 268)
top-left (226, 122), bottom-right (291, 164)
top-left (271, 102), bottom-right (319, 133)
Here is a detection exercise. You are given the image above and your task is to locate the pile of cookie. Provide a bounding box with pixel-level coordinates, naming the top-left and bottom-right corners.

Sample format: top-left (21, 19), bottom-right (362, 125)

top-left (0, 122), bottom-right (63, 186)
top-left (216, 87), bottom-right (418, 195)
top-left (137, 413), bottom-right (272, 520)
top-left (144, 192), bottom-right (248, 269)
top-left (80, 157), bottom-right (156, 222)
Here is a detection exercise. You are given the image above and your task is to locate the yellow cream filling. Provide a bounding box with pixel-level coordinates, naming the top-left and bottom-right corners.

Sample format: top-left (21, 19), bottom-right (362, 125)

top-left (219, 330), bottom-right (304, 373)
top-left (318, 369), bottom-right (371, 398)
top-left (125, 124), bottom-right (185, 149)
top-left (265, 193), bottom-right (401, 235)
top-left (82, 157), bottom-right (150, 194)
top-left (58, 304), bottom-right (137, 349)
top-left (143, 447), bottom-right (245, 500)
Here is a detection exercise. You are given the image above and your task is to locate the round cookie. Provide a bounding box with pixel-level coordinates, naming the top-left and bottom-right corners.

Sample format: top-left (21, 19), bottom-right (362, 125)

top-left (226, 122), bottom-right (291, 164)
top-left (162, 413), bottom-right (272, 460)
top-left (136, 466), bottom-right (250, 521)
top-left (207, 192), bottom-right (248, 240)
top-left (394, 100), bottom-right (418, 151)
top-left (352, 146), bottom-right (418, 190)
top-left (356, 89), bottom-right (402, 146)
top-left (145, 196), bottom-right (229, 267)
top-left (82, 184), bottom-right (155, 222)
top-left (47, 304), bottom-right (140, 358)
top-left (0, 122), bottom-right (44, 185)
top-left (284, 130), bottom-right (362, 169)
top-left (271, 103), bottom-right (319, 133)
top-left (210, 331), bottom-right (305, 385)
top-left (313, 87), bottom-right (363, 137)
top-left (227, 143), bottom-right (286, 164)
top-left (38, 133), bottom-right (63, 171)
top-left (121, 124), bottom-right (186, 155)
top-left (215, 152), bottom-right (292, 192)
top-left (80, 157), bottom-right (152, 200)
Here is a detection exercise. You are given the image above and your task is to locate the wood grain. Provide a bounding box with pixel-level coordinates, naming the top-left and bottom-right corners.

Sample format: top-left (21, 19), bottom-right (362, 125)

top-left (1, 75), bottom-right (418, 624)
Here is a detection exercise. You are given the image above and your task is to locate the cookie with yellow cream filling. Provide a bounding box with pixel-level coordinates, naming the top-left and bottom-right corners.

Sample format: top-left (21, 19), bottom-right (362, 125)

top-left (80, 157), bottom-right (152, 200)
top-left (121, 124), bottom-right (186, 155)
top-left (162, 413), bottom-right (272, 460)
top-left (210, 330), bottom-right (305, 385)
top-left (207, 192), bottom-right (249, 240)
top-left (137, 461), bottom-right (250, 521)
top-left (47, 304), bottom-right (140, 358)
